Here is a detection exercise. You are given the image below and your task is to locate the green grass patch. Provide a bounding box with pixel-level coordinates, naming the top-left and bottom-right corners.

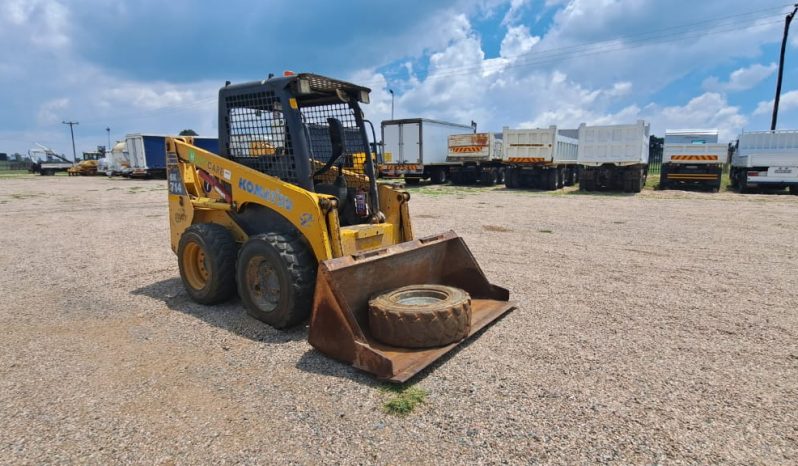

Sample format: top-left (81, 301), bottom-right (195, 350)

top-left (380, 385), bottom-right (428, 416)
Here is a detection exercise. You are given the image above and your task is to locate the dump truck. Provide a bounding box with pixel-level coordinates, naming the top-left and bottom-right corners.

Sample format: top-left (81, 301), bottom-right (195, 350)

top-left (380, 118), bottom-right (473, 184)
top-left (446, 132), bottom-right (504, 185)
top-left (660, 130), bottom-right (726, 191)
top-left (730, 129), bottom-right (798, 194)
top-left (502, 126), bottom-right (579, 190)
top-left (166, 73), bottom-right (514, 382)
top-left (127, 134), bottom-right (219, 178)
top-left (578, 120), bottom-right (650, 192)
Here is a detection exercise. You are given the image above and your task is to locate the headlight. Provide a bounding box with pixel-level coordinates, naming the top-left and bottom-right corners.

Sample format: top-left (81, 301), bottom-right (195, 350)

top-left (298, 79), bottom-right (311, 95)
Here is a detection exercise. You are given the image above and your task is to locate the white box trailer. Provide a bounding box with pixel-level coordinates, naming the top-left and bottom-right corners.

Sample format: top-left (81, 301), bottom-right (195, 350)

top-left (380, 118), bottom-right (473, 184)
top-left (577, 120), bottom-right (650, 192)
top-left (502, 126), bottom-right (579, 190)
top-left (730, 129), bottom-right (798, 193)
top-left (446, 132), bottom-right (505, 185)
top-left (661, 130), bottom-right (726, 191)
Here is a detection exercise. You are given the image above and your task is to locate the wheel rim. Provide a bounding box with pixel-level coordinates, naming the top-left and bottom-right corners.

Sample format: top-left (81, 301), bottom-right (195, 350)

top-left (183, 241), bottom-right (210, 290)
top-left (392, 289), bottom-right (448, 306)
top-left (245, 257), bottom-right (281, 312)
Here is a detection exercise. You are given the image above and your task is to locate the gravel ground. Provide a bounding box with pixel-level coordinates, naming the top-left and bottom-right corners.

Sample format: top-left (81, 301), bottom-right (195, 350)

top-left (1, 175), bottom-right (796, 464)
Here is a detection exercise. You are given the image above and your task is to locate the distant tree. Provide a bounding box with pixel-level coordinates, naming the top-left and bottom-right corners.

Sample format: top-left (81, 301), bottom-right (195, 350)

top-left (179, 129), bottom-right (198, 136)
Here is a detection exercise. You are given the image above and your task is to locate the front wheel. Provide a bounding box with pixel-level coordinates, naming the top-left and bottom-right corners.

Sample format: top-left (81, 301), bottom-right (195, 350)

top-left (236, 232), bottom-right (317, 329)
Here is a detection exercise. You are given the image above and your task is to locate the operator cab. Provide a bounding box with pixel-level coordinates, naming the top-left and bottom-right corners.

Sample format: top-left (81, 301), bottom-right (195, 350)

top-left (217, 73), bottom-right (380, 226)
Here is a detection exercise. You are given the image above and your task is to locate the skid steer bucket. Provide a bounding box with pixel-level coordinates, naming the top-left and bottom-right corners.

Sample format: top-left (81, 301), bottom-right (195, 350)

top-left (308, 230), bottom-right (515, 383)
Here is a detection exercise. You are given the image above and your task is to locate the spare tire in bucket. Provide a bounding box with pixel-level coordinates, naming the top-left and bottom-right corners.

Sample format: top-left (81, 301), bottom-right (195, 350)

top-left (368, 284), bottom-right (472, 348)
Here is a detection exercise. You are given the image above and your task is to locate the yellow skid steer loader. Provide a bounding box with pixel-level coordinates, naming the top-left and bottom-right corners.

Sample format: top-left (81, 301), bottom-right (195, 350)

top-left (167, 73), bottom-right (514, 382)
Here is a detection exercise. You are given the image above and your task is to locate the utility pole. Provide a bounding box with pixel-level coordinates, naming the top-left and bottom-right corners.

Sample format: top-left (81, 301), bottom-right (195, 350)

top-left (771, 4), bottom-right (798, 131)
top-left (62, 120), bottom-right (79, 162)
top-left (389, 89), bottom-right (395, 120)
top-left (106, 127), bottom-right (111, 150)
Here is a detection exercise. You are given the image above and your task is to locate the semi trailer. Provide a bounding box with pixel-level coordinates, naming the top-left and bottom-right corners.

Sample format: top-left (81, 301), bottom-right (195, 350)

top-left (379, 118), bottom-right (473, 184)
top-left (502, 126), bottom-right (579, 190)
top-left (660, 129), bottom-right (726, 191)
top-left (730, 129), bottom-right (798, 194)
top-left (126, 134), bottom-right (219, 178)
top-left (578, 120), bottom-right (650, 193)
top-left (446, 132), bottom-right (504, 185)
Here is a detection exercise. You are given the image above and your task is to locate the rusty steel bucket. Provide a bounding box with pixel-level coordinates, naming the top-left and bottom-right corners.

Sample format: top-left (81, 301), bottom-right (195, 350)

top-left (308, 230), bottom-right (516, 383)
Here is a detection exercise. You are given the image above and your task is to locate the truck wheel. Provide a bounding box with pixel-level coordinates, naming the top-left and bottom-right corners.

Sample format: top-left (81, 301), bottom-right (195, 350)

top-left (237, 232), bottom-right (317, 329)
top-left (505, 168), bottom-right (518, 188)
top-left (789, 185), bottom-right (798, 195)
top-left (497, 168), bottom-right (505, 184)
top-left (430, 168), bottom-right (447, 184)
top-left (368, 285), bottom-right (472, 348)
top-left (480, 169), bottom-right (498, 186)
top-left (404, 177), bottom-right (421, 186)
top-left (178, 223), bottom-right (237, 305)
top-left (545, 169), bottom-right (558, 190)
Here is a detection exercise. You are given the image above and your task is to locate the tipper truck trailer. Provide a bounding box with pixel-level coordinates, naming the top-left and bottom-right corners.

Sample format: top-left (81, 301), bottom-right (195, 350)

top-left (578, 120), bottom-right (650, 193)
top-left (730, 129), bottom-right (798, 194)
top-left (126, 134), bottom-right (219, 178)
top-left (380, 118), bottom-right (473, 184)
top-left (502, 126), bottom-right (579, 190)
top-left (446, 132), bottom-right (504, 185)
top-left (660, 129), bottom-right (726, 191)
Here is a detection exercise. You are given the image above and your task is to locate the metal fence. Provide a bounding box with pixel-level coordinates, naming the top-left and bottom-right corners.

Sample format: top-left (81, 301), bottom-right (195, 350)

top-left (0, 160), bottom-right (32, 171)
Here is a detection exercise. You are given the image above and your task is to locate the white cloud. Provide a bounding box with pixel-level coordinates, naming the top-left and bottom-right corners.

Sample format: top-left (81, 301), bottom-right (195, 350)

top-left (37, 98), bottom-right (70, 125)
top-left (643, 92), bottom-right (746, 141)
top-left (501, 0), bottom-right (530, 25)
top-left (754, 90), bottom-right (798, 116)
top-left (499, 25), bottom-right (540, 58)
top-left (703, 63), bottom-right (777, 92)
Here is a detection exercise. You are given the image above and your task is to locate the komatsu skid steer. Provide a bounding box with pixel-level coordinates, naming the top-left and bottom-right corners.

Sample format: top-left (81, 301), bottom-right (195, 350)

top-left (167, 73), bottom-right (514, 382)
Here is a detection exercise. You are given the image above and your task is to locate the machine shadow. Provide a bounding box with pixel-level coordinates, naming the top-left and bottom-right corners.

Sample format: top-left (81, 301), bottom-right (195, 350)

top-left (132, 277), bottom-right (307, 344)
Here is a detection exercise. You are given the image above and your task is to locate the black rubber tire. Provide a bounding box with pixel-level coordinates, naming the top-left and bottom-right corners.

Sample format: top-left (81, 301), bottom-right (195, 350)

top-left (504, 168), bottom-right (517, 188)
top-left (177, 223), bottom-right (237, 305)
top-left (544, 169), bottom-right (558, 190)
top-left (480, 169), bottom-right (498, 186)
top-left (404, 177), bottom-right (421, 186)
top-left (496, 168), bottom-right (505, 184)
top-left (430, 168), bottom-right (447, 184)
top-left (789, 185), bottom-right (798, 195)
top-left (236, 232), bottom-right (317, 329)
top-left (368, 285), bottom-right (472, 348)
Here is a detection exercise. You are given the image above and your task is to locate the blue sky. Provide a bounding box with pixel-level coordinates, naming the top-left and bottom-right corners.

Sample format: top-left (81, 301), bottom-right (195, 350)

top-left (1, 0), bottom-right (796, 157)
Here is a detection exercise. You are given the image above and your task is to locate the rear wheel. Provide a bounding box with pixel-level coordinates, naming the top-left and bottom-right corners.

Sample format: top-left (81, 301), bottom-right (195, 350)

top-left (480, 168), bottom-right (498, 186)
top-left (505, 168), bottom-right (518, 188)
top-left (544, 169), bottom-right (558, 190)
top-left (178, 223), bottom-right (237, 305)
top-left (236, 232), bottom-right (317, 329)
top-left (404, 177), bottom-right (421, 186)
top-left (430, 168), bottom-right (447, 184)
top-left (789, 185), bottom-right (798, 195)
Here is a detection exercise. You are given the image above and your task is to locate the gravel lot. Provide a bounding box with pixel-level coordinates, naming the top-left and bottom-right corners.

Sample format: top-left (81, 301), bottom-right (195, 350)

top-left (1, 175), bottom-right (796, 464)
